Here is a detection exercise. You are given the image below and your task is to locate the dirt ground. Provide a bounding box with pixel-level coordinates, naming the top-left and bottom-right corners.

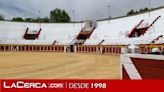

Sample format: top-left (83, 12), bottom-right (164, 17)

top-left (0, 52), bottom-right (120, 79)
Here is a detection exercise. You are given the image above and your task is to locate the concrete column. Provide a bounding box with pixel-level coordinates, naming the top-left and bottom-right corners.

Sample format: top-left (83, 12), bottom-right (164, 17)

top-left (64, 46), bottom-right (67, 53)
top-left (111, 47), bottom-right (113, 54)
top-left (25, 46), bottom-right (26, 51)
top-left (74, 46), bottom-right (77, 53)
top-left (4, 46), bottom-right (6, 51)
top-left (31, 46), bottom-right (34, 51)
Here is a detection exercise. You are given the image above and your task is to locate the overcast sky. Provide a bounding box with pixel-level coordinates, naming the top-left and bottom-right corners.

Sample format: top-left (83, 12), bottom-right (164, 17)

top-left (0, 0), bottom-right (164, 21)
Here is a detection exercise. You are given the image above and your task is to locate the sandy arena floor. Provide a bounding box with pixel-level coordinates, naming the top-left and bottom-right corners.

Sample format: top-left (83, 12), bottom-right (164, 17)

top-left (0, 52), bottom-right (120, 79)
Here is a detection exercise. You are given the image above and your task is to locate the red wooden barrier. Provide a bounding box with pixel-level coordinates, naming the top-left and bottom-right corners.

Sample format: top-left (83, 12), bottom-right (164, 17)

top-left (0, 45), bottom-right (163, 54)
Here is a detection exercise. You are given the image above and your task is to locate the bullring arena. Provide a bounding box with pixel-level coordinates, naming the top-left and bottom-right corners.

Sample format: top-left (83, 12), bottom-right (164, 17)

top-left (1, 6), bottom-right (164, 79)
top-left (0, 52), bottom-right (120, 79)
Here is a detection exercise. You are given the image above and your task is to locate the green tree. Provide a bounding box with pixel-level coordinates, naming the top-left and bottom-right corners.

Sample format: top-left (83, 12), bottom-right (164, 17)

top-left (143, 7), bottom-right (149, 11)
top-left (127, 9), bottom-right (135, 15)
top-left (25, 18), bottom-right (33, 22)
top-left (41, 17), bottom-right (49, 22)
top-left (24, 17), bottom-right (49, 23)
top-left (128, 7), bottom-right (149, 15)
top-left (50, 8), bottom-right (70, 23)
top-left (12, 17), bottom-right (24, 22)
top-left (0, 14), bottom-right (4, 20)
top-left (139, 9), bottom-right (144, 12)
top-left (134, 11), bottom-right (139, 14)
top-left (31, 17), bottom-right (40, 22)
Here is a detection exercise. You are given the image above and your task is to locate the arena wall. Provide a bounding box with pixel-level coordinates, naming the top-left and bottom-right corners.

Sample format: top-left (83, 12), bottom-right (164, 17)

top-left (0, 44), bottom-right (164, 54)
top-left (121, 53), bottom-right (164, 79)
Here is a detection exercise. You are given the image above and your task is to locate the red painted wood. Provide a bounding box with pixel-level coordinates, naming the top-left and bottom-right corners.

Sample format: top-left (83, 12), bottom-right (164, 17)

top-left (30, 46), bottom-right (32, 51)
top-left (61, 47), bottom-right (64, 51)
top-left (22, 46), bottom-right (25, 51)
top-left (113, 48), bottom-right (116, 54)
top-left (52, 46), bottom-right (54, 51)
top-left (37, 46), bottom-right (40, 51)
top-left (131, 58), bottom-right (164, 79)
top-left (19, 46), bottom-right (21, 51)
top-left (27, 46), bottom-right (29, 51)
top-left (122, 65), bottom-right (131, 80)
top-left (77, 47), bottom-right (79, 51)
top-left (91, 47), bottom-right (93, 52)
top-left (106, 47), bottom-right (109, 53)
top-left (41, 46), bottom-right (44, 51)
top-left (84, 47), bottom-right (87, 52)
top-left (94, 47), bottom-right (96, 52)
top-left (103, 47), bottom-right (105, 53)
top-left (6, 46), bottom-right (9, 51)
top-left (54, 47), bottom-right (57, 51)
top-left (1, 46), bottom-right (4, 51)
top-left (129, 20), bottom-right (144, 37)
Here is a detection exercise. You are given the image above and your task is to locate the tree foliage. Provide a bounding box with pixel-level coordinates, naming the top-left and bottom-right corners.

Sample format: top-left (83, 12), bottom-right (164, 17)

top-left (127, 7), bottom-right (149, 15)
top-left (9, 8), bottom-right (70, 23)
top-left (50, 8), bottom-right (71, 23)
top-left (11, 17), bottom-right (49, 23)
top-left (41, 17), bottom-right (49, 22)
top-left (24, 17), bottom-right (49, 23)
top-left (127, 9), bottom-right (135, 15)
top-left (0, 14), bottom-right (4, 20)
top-left (12, 17), bottom-right (24, 22)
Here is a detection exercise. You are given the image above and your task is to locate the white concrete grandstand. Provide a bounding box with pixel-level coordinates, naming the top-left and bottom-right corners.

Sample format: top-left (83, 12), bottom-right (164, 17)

top-left (0, 7), bottom-right (164, 46)
top-left (0, 21), bottom-right (84, 45)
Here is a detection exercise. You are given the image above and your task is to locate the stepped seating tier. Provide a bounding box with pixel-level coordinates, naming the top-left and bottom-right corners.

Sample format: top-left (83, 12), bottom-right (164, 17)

top-left (0, 8), bottom-right (164, 45)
